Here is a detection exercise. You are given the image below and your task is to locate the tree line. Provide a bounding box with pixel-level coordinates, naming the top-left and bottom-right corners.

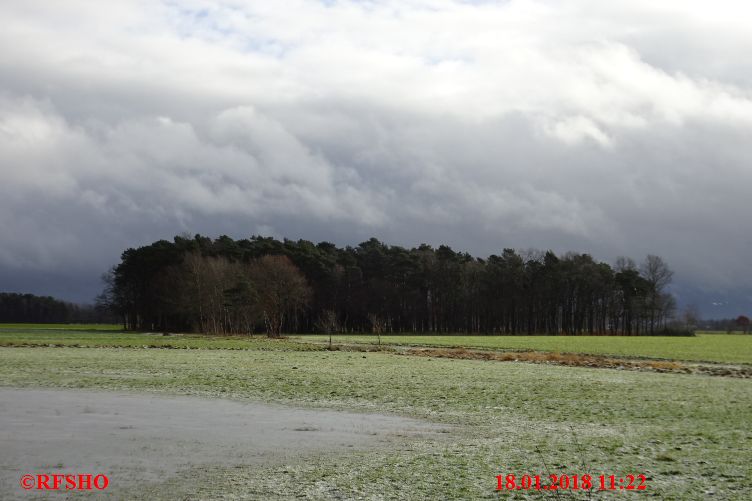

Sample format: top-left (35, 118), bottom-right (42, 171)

top-left (0, 292), bottom-right (112, 323)
top-left (98, 235), bottom-right (684, 336)
top-left (701, 316), bottom-right (751, 334)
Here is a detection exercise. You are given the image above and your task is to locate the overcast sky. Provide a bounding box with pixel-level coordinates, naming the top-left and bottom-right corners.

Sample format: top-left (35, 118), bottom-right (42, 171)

top-left (1, 0), bottom-right (750, 316)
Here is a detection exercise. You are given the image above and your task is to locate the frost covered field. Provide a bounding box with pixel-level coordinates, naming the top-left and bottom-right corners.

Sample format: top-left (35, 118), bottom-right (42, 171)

top-left (300, 333), bottom-right (752, 364)
top-left (0, 327), bottom-right (750, 499)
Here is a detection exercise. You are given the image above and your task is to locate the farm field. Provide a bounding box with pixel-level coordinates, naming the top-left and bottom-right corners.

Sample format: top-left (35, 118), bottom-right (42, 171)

top-left (0, 325), bottom-right (317, 351)
top-left (299, 333), bottom-right (752, 365)
top-left (3, 325), bottom-right (750, 364)
top-left (0, 323), bottom-right (122, 331)
top-left (1, 327), bottom-right (751, 499)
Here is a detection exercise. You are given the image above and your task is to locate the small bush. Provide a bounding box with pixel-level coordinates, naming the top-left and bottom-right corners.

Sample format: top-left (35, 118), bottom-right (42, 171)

top-left (652, 322), bottom-right (696, 337)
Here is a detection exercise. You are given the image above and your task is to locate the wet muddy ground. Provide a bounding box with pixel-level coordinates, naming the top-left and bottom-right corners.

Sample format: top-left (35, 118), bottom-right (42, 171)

top-left (0, 388), bottom-right (440, 499)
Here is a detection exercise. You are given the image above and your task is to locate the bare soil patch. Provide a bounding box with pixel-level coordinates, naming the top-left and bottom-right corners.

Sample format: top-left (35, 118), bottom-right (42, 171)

top-left (399, 346), bottom-right (752, 378)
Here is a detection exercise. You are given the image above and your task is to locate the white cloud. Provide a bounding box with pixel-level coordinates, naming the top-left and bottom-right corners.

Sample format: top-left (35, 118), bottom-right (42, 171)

top-left (0, 0), bottom-right (751, 305)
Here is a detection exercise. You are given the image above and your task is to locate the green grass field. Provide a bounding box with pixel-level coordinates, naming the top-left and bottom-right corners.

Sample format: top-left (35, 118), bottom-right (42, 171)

top-left (3, 325), bottom-right (750, 364)
top-left (1, 326), bottom-right (751, 499)
top-left (1, 341), bottom-right (750, 499)
top-left (298, 333), bottom-right (752, 364)
top-left (0, 323), bottom-right (122, 330)
top-left (0, 326), bottom-right (319, 351)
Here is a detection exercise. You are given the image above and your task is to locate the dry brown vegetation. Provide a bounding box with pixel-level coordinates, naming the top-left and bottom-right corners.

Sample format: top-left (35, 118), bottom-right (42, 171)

top-left (396, 346), bottom-right (751, 378)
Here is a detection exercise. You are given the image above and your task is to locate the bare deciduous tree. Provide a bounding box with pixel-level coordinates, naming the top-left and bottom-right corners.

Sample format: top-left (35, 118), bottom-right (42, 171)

top-left (316, 309), bottom-right (339, 349)
top-left (642, 255), bottom-right (674, 291)
top-left (682, 304), bottom-right (701, 331)
top-left (250, 255), bottom-right (311, 337)
top-left (162, 251), bottom-right (260, 335)
top-left (614, 256), bottom-right (636, 272)
top-left (368, 313), bottom-right (385, 345)
top-left (641, 255), bottom-right (673, 334)
top-left (737, 315), bottom-right (750, 334)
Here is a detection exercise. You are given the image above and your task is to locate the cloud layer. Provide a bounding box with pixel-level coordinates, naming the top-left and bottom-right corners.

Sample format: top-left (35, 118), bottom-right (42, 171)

top-left (1, 0), bottom-right (751, 314)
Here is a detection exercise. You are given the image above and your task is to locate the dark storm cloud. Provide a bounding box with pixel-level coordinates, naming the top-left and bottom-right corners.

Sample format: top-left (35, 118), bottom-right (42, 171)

top-left (0, 0), bottom-right (751, 315)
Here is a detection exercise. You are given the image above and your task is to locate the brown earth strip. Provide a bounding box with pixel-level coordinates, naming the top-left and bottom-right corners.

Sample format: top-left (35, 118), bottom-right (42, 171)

top-left (397, 346), bottom-right (752, 378)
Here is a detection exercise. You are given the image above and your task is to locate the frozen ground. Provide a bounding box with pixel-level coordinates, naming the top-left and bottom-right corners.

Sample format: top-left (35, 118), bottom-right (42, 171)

top-left (0, 388), bottom-right (439, 499)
